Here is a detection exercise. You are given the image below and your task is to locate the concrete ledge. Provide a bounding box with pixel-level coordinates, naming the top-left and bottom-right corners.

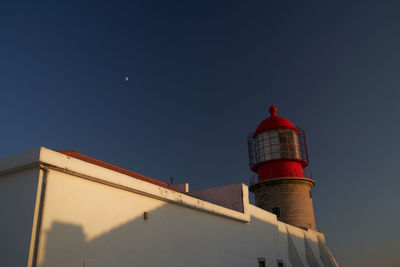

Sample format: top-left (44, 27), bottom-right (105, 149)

top-left (0, 148), bottom-right (41, 175)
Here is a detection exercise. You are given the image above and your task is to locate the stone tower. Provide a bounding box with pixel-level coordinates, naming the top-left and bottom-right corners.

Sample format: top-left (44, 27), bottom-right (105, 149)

top-left (248, 106), bottom-right (316, 230)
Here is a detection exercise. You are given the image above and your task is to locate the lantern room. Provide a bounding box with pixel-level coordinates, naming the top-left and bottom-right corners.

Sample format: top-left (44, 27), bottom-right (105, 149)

top-left (248, 106), bottom-right (311, 181)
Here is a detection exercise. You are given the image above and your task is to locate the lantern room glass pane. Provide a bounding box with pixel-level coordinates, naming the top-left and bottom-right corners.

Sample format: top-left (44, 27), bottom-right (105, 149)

top-left (254, 129), bottom-right (300, 164)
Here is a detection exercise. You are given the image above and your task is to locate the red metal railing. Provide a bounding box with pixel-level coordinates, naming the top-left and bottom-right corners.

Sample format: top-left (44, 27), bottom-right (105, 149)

top-left (297, 127), bottom-right (310, 165)
top-left (249, 175), bottom-right (257, 186)
top-left (303, 169), bottom-right (313, 179)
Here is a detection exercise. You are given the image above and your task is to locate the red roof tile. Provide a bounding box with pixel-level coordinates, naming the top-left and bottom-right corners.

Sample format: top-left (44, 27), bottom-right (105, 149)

top-left (56, 150), bottom-right (175, 190)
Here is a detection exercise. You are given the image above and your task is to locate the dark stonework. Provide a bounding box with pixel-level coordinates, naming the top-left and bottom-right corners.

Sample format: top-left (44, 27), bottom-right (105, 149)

top-left (249, 177), bottom-right (316, 230)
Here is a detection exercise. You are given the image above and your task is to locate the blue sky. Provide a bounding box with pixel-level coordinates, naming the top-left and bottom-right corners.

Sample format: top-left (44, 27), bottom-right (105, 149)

top-left (1, 1), bottom-right (400, 265)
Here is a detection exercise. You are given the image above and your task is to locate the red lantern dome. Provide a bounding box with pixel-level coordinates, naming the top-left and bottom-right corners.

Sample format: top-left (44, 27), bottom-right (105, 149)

top-left (248, 105), bottom-right (310, 181)
top-left (254, 106), bottom-right (299, 136)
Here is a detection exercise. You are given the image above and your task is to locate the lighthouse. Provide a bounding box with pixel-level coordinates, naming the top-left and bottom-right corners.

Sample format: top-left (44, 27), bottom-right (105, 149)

top-left (248, 105), bottom-right (317, 230)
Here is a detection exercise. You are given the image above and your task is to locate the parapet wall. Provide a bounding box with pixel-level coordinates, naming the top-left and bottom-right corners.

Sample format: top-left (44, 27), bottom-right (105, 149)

top-left (189, 184), bottom-right (247, 213)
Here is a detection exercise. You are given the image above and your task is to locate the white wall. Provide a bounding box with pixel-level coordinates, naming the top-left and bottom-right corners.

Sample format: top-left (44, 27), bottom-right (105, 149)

top-left (36, 168), bottom-right (334, 267)
top-left (0, 168), bottom-right (40, 267)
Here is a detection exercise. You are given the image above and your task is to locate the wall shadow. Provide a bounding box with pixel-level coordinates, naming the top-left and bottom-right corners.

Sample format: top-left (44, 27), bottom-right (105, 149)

top-left (40, 205), bottom-right (258, 267)
top-left (40, 204), bottom-right (336, 267)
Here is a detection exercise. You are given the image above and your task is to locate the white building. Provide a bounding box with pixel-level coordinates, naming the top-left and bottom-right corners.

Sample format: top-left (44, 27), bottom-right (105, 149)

top-left (0, 147), bottom-right (338, 267)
